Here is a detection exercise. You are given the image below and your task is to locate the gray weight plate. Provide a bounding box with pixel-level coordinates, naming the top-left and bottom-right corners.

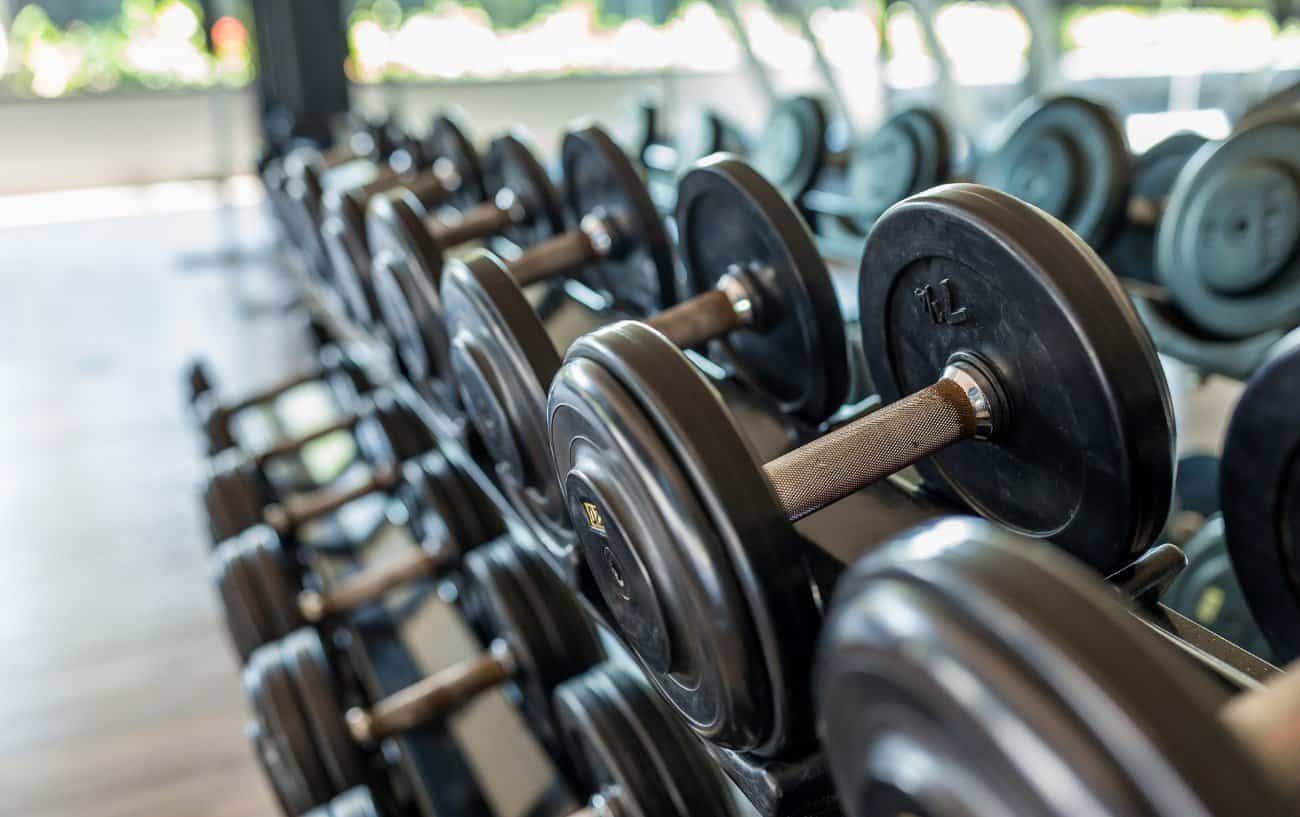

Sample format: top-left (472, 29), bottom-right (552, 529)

top-left (844, 107), bottom-right (952, 233)
top-left (486, 132), bottom-right (566, 251)
top-left (816, 517), bottom-right (1285, 817)
top-left (322, 204), bottom-right (382, 328)
top-left (426, 112), bottom-right (486, 213)
top-left (369, 249), bottom-right (448, 389)
top-left (282, 628), bottom-right (366, 793)
top-left (562, 125), bottom-right (674, 316)
top-left (355, 390), bottom-right (434, 465)
top-left (860, 184), bottom-right (1173, 572)
top-left (245, 641), bottom-right (337, 810)
top-left (1156, 113), bottom-right (1300, 338)
top-left (749, 95), bottom-right (829, 203)
top-left (976, 95), bottom-right (1130, 248)
top-left (398, 451), bottom-right (493, 554)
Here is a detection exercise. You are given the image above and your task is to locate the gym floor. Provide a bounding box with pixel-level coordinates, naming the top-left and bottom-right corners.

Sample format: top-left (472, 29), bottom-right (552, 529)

top-left (0, 188), bottom-right (299, 817)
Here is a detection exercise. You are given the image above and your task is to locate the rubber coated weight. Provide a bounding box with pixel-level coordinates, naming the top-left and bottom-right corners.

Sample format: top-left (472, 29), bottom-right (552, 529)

top-left (976, 95), bottom-right (1130, 248)
top-left (553, 664), bottom-right (735, 817)
top-left (674, 156), bottom-right (849, 421)
top-left (1156, 113), bottom-right (1300, 338)
top-left (561, 126), bottom-right (674, 315)
top-left (842, 107), bottom-right (952, 234)
top-left (749, 96), bottom-right (829, 203)
top-left (283, 629), bottom-right (367, 793)
top-left (1222, 340), bottom-right (1300, 662)
top-left (425, 113), bottom-right (486, 213)
top-left (816, 516), bottom-right (1288, 817)
top-left (489, 133), bottom-right (567, 250)
top-left (546, 184), bottom-right (1173, 756)
top-left (1106, 131), bottom-right (1207, 284)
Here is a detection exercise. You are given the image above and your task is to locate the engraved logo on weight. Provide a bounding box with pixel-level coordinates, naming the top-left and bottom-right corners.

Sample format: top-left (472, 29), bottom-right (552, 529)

top-left (582, 501), bottom-right (607, 534)
top-left (914, 279), bottom-right (969, 325)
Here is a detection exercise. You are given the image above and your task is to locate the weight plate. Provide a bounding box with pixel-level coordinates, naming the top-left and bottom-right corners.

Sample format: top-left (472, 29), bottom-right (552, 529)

top-left (462, 539), bottom-right (602, 735)
top-left (562, 125), bottom-right (674, 316)
top-left (245, 641), bottom-right (337, 810)
top-left (844, 107), bottom-right (952, 233)
top-left (1156, 113), bottom-right (1300, 338)
top-left (1237, 79), bottom-right (1300, 132)
top-left (441, 252), bottom-right (575, 566)
top-left (357, 390), bottom-right (433, 465)
top-left (369, 249), bottom-right (450, 390)
top-left (283, 628), bottom-right (366, 793)
top-left (976, 96), bottom-right (1130, 248)
top-left (322, 209), bottom-right (380, 328)
top-left (859, 184), bottom-right (1173, 572)
top-left (749, 95), bottom-right (829, 202)
top-left (548, 321), bottom-right (816, 755)
top-left (245, 527), bottom-right (304, 639)
top-left (553, 664), bottom-right (732, 817)
top-left (399, 451), bottom-right (491, 553)
top-left (427, 113), bottom-right (485, 213)
top-left (1105, 131), bottom-right (1207, 284)
top-left (213, 536), bottom-right (270, 661)
top-left (486, 132), bottom-right (566, 250)
top-left (330, 787), bottom-right (381, 817)
top-left (209, 452), bottom-right (269, 539)
top-left (1222, 341), bottom-right (1300, 662)
top-left (675, 156), bottom-right (848, 421)
top-left (250, 716), bottom-right (314, 816)
top-left (816, 516), bottom-right (1283, 817)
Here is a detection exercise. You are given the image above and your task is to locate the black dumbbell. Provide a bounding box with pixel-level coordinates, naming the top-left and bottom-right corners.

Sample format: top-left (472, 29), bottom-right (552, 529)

top-left (322, 114), bottom-right (490, 331)
top-left (187, 345), bottom-right (375, 457)
top-left (817, 516), bottom-right (1299, 817)
top-left (748, 95), bottom-right (833, 209)
top-left (546, 183), bottom-right (1174, 756)
top-left (364, 130), bottom-right (565, 395)
top-left (243, 537), bottom-right (603, 814)
top-left (213, 448), bottom-right (496, 661)
top-left (442, 153), bottom-right (848, 575)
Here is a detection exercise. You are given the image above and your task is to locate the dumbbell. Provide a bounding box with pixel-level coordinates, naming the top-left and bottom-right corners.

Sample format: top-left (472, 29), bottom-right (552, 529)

top-left (243, 537), bottom-right (603, 814)
top-left (205, 389), bottom-right (434, 544)
top-left (748, 95), bottom-right (833, 208)
top-left (213, 448), bottom-right (496, 661)
top-left (186, 345), bottom-right (375, 458)
top-left (817, 516), bottom-right (1300, 817)
top-left (363, 130), bottom-right (566, 392)
top-left (322, 114), bottom-right (490, 331)
top-left (629, 95), bottom-right (748, 209)
top-left (442, 154), bottom-right (849, 574)
top-left (546, 183), bottom-right (1174, 756)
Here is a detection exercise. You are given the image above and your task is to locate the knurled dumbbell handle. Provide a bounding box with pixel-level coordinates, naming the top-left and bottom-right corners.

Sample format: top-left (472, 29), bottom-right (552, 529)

top-left (347, 640), bottom-right (516, 742)
top-left (251, 413), bottom-right (362, 467)
top-left (510, 229), bottom-right (596, 287)
top-left (221, 370), bottom-right (327, 416)
top-left (297, 545), bottom-right (452, 622)
top-left (265, 463), bottom-right (400, 533)
top-left (430, 201), bottom-right (515, 249)
top-left (1222, 660), bottom-right (1300, 799)
top-left (645, 289), bottom-right (743, 350)
top-left (762, 378), bottom-right (977, 520)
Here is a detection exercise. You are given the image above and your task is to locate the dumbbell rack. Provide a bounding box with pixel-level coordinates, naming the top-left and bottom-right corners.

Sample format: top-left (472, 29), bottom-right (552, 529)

top-left (281, 247), bottom-right (1281, 817)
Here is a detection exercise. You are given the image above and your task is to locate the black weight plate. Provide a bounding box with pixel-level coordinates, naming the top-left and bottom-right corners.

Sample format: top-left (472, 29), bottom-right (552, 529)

top-left (548, 321), bottom-right (816, 755)
top-left (1105, 131), bottom-right (1206, 284)
top-left (322, 209), bottom-right (381, 328)
top-left (553, 664), bottom-right (732, 817)
top-left (370, 249), bottom-right (449, 390)
top-left (1156, 114), bottom-right (1300, 338)
top-left (441, 252), bottom-right (574, 566)
top-left (245, 527), bottom-right (305, 640)
top-left (845, 107), bottom-right (952, 233)
top-left (816, 516), bottom-right (1283, 817)
top-left (1236, 79), bottom-right (1300, 132)
top-left (749, 95), bottom-right (828, 202)
top-left (562, 126), bottom-right (674, 316)
top-left (1222, 341), bottom-right (1300, 662)
top-left (427, 113), bottom-right (485, 213)
top-left (250, 716), bottom-right (314, 816)
top-left (462, 539), bottom-right (602, 733)
top-left (213, 536), bottom-right (269, 661)
top-left (859, 184), bottom-right (1173, 572)
top-left (245, 641), bottom-right (337, 810)
top-left (486, 132), bottom-right (566, 250)
top-left (210, 452), bottom-right (270, 538)
top-left (356, 390), bottom-right (433, 465)
top-left (283, 628), bottom-right (366, 793)
top-left (976, 96), bottom-right (1130, 248)
top-left (675, 156), bottom-right (848, 422)
top-left (399, 451), bottom-right (491, 553)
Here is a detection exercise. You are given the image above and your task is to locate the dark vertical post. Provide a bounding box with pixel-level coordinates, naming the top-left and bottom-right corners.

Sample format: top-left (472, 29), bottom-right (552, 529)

top-left (248, 0), bottom-right (351, 151)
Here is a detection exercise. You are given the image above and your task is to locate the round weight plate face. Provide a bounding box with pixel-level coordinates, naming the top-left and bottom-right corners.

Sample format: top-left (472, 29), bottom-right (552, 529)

top-left (553, 664), bottom-right (732, 817)
top-left (816, 517), bottom-right (1284, 817)
top-left (322, 210), bottom-right (379, 328)
top-left (1156, 114), bottom-right (1300, 338)
top-left (282, 628), bottom-right (366, 793)
top-left (548, 322), bottom-right (818, 755)
top-left (847, 108), bottom-right (952, 233)
top-left (859, 184), bottom-right (1173, 572)
top-left (463, 539), bottom-right (602, 733)
top-left (1105, 132), bottom-right (1207, 284)
top-left (369, 248), bottom-right (454, 392)
top-left (675, 157), bottom-right (849, 422)
top-left (213, 537), bottom-right (269, 661)
top-left (401, 452), bottom-right (491, 552)
top-left (1221, 343), bottom-right (1300, 662)
top-left (562, 126), bottom-right (674, 316)
top-left (246, 527), bottom-right (305, 639)
top-left (976, 96), bottom-right (1129, 248)
top-left (486, 133), bottom-right (566, 250)
top-left (356, 390), bottom-right (432, 465)
top-left (441, 253), bottom-right (575, 565)
top-left (427, 113), bottom-right (485, 212)
top-left (244, 642), bottom-right (337, 810)
top-left (749, 96), bottom-right (828, 202)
